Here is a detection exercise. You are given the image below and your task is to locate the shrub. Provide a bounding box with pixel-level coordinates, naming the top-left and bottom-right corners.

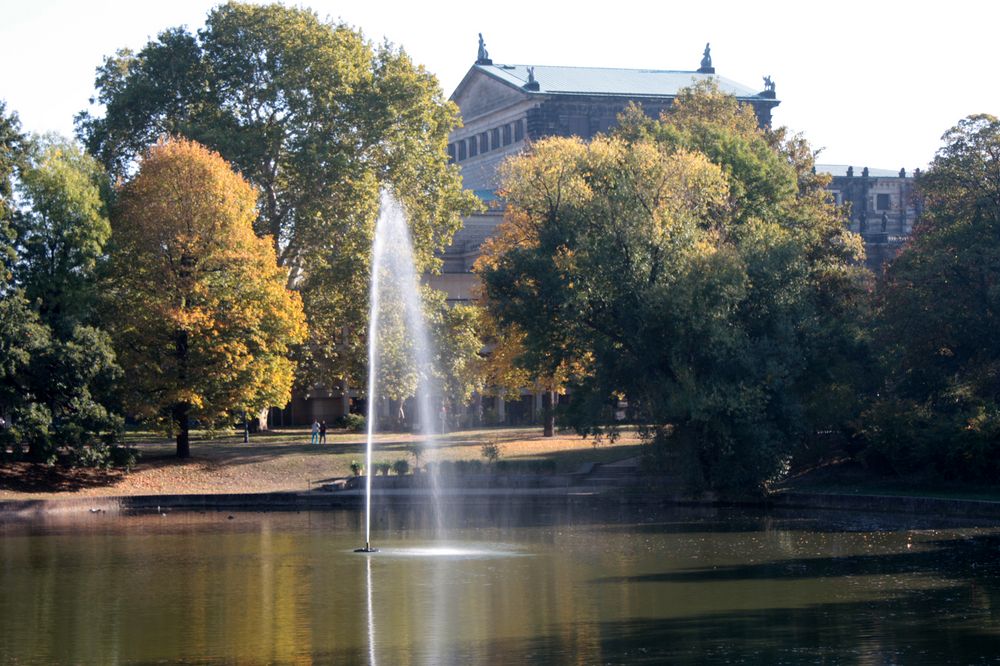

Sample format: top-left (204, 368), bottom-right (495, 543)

top-left (343, 413), bottom-right (366, 432)
top-left (349, 460), bottom-right (363, 476)
top-left (481, 438), bottom-right (504, 464)
top-left (392, 459), bottom-right (410, 476)
top-left (407, 442), bottom-right (424, 469)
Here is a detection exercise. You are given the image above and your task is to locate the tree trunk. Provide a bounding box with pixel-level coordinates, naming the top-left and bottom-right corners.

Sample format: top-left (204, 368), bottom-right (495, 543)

top-left (542, 390), bottom-right (555, 437)
top-left (256, 407), bottom-right (269, 432)
top-left (174, 402), bottom-right (191, 459)
top-left (174, 326), bottom-right (190, 458)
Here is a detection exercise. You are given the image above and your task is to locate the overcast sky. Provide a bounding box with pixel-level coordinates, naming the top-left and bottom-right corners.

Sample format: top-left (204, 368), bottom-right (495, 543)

top-left (2, 0), bottom-right (997, 170)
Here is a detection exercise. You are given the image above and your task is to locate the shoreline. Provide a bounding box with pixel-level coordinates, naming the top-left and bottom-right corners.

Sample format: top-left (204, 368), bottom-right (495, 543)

top-left (3, 484), bottom-right (1000, 522)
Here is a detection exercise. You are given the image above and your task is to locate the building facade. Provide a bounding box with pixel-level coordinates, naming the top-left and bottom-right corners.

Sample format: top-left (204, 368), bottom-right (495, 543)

top-left (819, 165), bottom-right (920, 270)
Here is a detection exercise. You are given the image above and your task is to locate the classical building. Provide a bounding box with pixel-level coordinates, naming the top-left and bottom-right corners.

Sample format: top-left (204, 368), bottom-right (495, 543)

top-left (427, 39), bottom-right (781, 303)
top-left (819, 165), bottom-right (920, 270)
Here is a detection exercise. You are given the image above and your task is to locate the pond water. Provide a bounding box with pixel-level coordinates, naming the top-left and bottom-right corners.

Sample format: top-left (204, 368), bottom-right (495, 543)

top-left (1, 501), bottom-right (998, 664)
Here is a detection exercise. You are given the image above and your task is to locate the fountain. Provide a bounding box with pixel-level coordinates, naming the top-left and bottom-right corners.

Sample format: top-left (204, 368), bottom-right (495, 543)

top-left (356, 190), bottom-right (439, 553)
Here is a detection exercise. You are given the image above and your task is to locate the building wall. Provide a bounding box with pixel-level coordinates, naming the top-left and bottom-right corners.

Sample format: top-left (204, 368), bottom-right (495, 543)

top-left (827, 169), bottom-right (920, 270)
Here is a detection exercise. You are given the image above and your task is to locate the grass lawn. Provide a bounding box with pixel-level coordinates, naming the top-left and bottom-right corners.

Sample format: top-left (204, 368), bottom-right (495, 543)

top-left (0, 426), bottom-right (644, 500)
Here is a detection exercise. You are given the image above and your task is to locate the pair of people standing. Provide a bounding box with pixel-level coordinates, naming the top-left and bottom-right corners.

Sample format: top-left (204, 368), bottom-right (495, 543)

top-left (310, 419), bottom-right (327, 445)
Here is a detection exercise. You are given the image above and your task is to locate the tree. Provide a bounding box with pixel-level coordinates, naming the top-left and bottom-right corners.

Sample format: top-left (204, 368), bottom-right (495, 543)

top-left (0, 114), bottom-right (122, 464)
top-left (0, 101), bottom-right (23, 288)
top-left (478, 84), bottom-right (871, 492)
top-left (77, 2), bottom-right (478, 389)
top-left (108, 138), bottom-right (306, 458)
top-left (0, 103), bottom-right (38, 441)
top-left (15, 136), bottom-right (111, 331)
top-left (428, 298), bottom-right (484, 428)
top-left (867, 114), bottom-right (1000, 480)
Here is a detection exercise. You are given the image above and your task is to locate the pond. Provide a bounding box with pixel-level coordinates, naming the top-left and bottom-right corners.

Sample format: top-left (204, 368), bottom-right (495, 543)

top-left (1, 500), bottom-right (998, 664)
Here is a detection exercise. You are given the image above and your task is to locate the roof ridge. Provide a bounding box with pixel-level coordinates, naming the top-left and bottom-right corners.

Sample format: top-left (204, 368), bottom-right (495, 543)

top-left (484, 62), bottom-right (698, 74)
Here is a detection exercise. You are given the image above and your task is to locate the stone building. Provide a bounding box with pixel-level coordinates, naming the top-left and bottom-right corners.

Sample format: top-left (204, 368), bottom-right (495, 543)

top-left (819, 165), bottom-right (920, 270)
top-left (427, 40), bottom-right (781, 303)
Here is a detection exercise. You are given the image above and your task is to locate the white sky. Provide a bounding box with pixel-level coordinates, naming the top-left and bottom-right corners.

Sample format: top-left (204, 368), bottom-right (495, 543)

top-left (2, 0), bottom-right (997, 170)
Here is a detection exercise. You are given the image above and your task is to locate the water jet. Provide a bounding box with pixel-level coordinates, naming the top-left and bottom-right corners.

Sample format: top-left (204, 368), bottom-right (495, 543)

top-left (357, 190), bottom-right (439, 553)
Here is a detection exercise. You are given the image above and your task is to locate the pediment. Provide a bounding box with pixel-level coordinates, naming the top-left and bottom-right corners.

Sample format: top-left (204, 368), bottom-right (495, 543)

top-left (451, 67), bottom-right (530, 123)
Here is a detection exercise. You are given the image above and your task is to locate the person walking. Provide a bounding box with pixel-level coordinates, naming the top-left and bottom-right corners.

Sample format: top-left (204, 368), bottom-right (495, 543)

top-left (310, 419), bottom-right (320, 445)
top-left (319, 420), bottom-right (327, 445)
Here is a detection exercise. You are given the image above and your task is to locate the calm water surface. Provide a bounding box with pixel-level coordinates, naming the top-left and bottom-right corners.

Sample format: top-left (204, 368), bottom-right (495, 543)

top-left (1, 501), bottom-right (998, 664)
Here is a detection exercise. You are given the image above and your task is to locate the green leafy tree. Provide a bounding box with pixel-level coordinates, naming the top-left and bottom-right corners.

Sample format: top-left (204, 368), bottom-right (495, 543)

top-left (0, 103), bottom-right (43, 453)
top-left (428, 298), bottom-right (484, 426)
top-left (15, 136), bottom-right (111, 331)
top-left (867, 114), bottom-right (1000, 480)
top-left (77, 2), bottom-right (478, 389)
top-left (108, 137), bottom-right (307, 457)
top-left (0, 113), bottom-right (123, 464)
top-left (478, 84), bottom-right (871, 492)
top-left (0, 101), bottom-right (24, 288)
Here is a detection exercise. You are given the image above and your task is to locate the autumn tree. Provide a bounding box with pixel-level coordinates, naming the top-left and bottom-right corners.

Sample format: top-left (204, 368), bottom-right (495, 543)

top-left (867, 114), bottom-right (1000, 480)
top-left (77, 2), bottom-right (478, 390)
top-left (478, 84), bottom-right (871, 492)
top-left (108, 138), bottom-right (306, 458)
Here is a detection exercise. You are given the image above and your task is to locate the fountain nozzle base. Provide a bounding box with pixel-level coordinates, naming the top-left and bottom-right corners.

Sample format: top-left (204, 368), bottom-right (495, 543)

top-left (354, 544), bottom-right (379, 553)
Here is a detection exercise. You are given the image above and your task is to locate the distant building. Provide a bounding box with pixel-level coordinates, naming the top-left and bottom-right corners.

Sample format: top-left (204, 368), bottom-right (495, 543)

top-left (819, 165), bottom-right (921, 270)
top-left (427, 40), bottom-right (780, 303)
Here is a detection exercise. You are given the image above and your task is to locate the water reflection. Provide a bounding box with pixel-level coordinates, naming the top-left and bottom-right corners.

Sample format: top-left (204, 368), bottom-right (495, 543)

top-left (366, 554), bottom-right (376, 666)
top-left (0, 504), bottom-right (998, 664)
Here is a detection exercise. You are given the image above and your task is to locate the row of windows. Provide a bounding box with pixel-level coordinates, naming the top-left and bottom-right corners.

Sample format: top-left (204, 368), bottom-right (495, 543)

top-left (829, 191), bottom-right (896, 211)
top-left (448, 119), bottom-right (525, 162)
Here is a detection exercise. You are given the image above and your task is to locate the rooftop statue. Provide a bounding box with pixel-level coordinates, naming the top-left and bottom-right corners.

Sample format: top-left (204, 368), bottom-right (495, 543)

top-left (477, 33), bottom-right (491, 64)
top-left (523, 65), bottom-right (540, 91)
top-left (701, 43), bottom-right (712, 69)
top-left (763, 75), bottom-right (775, 93)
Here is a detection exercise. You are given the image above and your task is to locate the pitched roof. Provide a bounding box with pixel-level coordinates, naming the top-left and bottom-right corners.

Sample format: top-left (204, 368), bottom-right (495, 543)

top-left (473, 63), bottom-right (768, 100)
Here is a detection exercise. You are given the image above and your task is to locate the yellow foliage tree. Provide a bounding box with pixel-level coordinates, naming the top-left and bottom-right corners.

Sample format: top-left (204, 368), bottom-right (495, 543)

top-left (108, 138), bottom-right (307, 457)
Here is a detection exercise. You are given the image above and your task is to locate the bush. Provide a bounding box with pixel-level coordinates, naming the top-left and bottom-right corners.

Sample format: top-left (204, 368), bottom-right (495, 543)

top-left (349, 460), bottom-right (363, 476)
top-left (406, 442), bottom-right (424, 469)
top-left (392, 459), bottom-right (410, 476)
top-left (481, 438), bottom-right (504, 464)
top-left (375, 461), bottom-right (391, 476)
top-left (343, 413), bottom-right (366, 432)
